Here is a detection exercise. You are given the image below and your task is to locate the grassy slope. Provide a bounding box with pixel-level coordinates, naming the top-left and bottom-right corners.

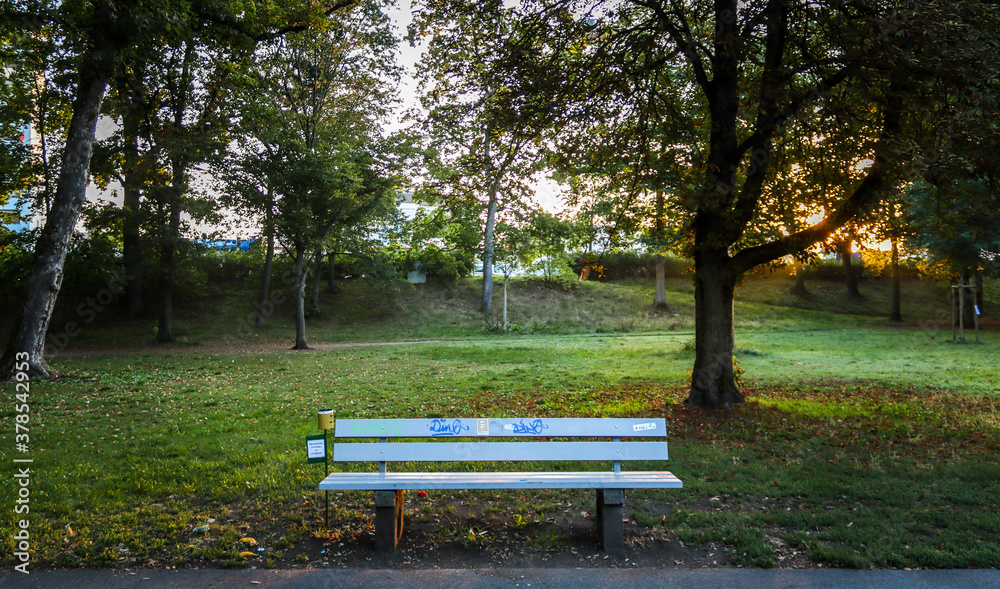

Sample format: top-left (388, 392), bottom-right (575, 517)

top-left (41, 269), bottom-right (996, 352)
top-left (2, 272), bottom-right (999, 570)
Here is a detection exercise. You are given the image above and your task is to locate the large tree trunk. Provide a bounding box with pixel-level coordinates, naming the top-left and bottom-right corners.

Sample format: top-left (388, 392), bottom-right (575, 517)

top-left (0, 57), bottom-right (112, 378)
top-left (255, 218), bottom-right (276, 328)
top-left (481, 188), bottom-right (498, 314)
top-left (889, 240), bottom-right (902, 322)
top-left (685, 252), bottom-right (743, 408)
top-left (122, 103), bottom-right (143, 316)
top-left (292, 246), bottom-right (309, 350)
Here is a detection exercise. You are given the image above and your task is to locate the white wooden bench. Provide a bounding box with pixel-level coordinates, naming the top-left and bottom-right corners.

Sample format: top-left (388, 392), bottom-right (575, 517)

top-left (317, 417), bottom-right (682, 553)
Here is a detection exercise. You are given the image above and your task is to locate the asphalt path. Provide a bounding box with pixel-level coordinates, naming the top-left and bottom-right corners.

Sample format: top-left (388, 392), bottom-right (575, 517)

top-left (3, 568), bottom-right (1000, 589)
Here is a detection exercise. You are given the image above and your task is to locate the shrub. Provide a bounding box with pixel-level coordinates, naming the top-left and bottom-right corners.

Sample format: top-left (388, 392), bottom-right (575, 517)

top-left (800, 257), bottom-right (869, 281)
top-left (401, 245), bottom-right (473, 284)
top-left (572, 251), bottom-right (692, 281)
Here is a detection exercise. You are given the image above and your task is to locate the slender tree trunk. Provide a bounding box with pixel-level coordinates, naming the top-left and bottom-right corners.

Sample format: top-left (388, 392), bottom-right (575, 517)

top-left (327, 253), bottom-right (337, 293)
top-left (481, 188), bottom-right (498, 314)
top-left (153, 47), bottom-right (193, 344)
top-left (255, 214), bottom-right (275, 328)
top-left (960, 269), bottom-right (975, 328)
top-left (975, 268), bottom-right (985, 316)
top-left (1, 56), bottom-right (112, 378)
top-left (654, 255), bottom-right (669, 310)
top-left (502, 278), bottom-right (508, 331)
top-left (292, 247), bottom-right (309, 350)
top-left (889, 240), bottom-right (902, 322)
top-left (310, 247), bottom-right (323, 311)
top-left (792, 260), bottom-right (807, 295)
top-left (840, 240), bottom-right (860, 298)
top-left (122, 102), bottom-right (143, 316)
top-left (685, 251), bottom-right (743, 408)
top-left (653, 191), bottom-right (669, 310)
top-left (153, 177), bottom-right (181, 344)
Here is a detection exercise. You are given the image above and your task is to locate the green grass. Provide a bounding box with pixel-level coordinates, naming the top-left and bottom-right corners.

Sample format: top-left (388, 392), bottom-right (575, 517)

top-left (31, 269), bottom-right (990, 353)
top-left (2, 273), bottom-right (999, 569)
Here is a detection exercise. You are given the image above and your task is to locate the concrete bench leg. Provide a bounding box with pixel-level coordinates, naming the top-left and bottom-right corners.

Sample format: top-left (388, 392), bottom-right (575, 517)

top-left (596, 489), bottom-right (625, 554)
top-left (375, 490), bottom-right (405, 551)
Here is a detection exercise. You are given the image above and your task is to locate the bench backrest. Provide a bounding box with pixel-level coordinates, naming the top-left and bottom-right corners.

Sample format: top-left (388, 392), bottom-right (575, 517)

top-left (331, 418), bottom-right (669, 471)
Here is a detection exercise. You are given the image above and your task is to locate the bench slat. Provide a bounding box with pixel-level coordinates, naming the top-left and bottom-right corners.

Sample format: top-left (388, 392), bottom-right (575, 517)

top-left (319, 470), bottom-right (683, 491)
top-left (332, 441), bottom-right (668, 462)
top-left (334, 418), bottom-right (667, 439)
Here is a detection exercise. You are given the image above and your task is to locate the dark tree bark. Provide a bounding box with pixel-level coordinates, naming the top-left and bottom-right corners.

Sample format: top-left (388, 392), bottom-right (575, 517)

top-left (121, 99), bottom-right (144, 316)
top-left (792, 260), bottom-right (808, 295)
top-left (687, 250), bottom-right (741, 408)
top-left (889, 240), bottom-right (902, 322)
top-left (152, 173), bottom-right (182, 344)
top-left (1, 48), bottom-right (113, 378)
top-left (310, 247), bottom-right (323, 310)
top-left (153, 41), bottom-right (199, 344)
top-left (292, 246), bottom-right (309, 350)
top-left (840, 239), bottom-right (861, 298)
top-left (327, 252), bottom-right (337, 293)
top-left (975, 268), bottom-right (985, 316)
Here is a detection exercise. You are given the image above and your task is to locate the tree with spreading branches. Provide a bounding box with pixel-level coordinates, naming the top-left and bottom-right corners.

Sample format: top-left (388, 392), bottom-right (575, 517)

top-left (1, 0), bottom-right (362, 377)
top-left (413, 0), bottom-right (1000, 408)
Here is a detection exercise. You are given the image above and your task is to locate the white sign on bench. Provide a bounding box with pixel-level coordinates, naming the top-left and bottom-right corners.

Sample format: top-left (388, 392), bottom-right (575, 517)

top-left (318, 417), bottom-right (682, 553)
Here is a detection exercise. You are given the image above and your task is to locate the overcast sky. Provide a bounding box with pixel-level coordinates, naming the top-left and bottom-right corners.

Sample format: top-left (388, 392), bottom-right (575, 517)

top-left (386, 1), bottom-right (565, 213)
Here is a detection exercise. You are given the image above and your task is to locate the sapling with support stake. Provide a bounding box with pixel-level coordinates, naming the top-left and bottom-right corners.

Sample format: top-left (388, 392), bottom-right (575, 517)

top-left (951, 279), bottom-right (979, 343)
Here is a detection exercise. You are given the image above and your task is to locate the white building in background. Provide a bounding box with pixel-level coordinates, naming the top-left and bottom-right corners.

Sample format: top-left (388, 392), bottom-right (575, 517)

top-left (2, 117), bottom-right (435, 259)
top-left (1, 121), bottom-right (42, 233)
top-left (2, 114), bottom-right (123, 236)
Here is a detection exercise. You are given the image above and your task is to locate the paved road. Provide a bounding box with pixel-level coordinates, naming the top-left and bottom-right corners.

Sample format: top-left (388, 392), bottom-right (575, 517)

top-left (3, 568), bottom-right (1000, 589)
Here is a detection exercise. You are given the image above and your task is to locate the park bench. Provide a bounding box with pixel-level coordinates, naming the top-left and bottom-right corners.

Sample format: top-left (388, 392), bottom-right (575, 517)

top-left (317, 417), bottom-right (682, 553)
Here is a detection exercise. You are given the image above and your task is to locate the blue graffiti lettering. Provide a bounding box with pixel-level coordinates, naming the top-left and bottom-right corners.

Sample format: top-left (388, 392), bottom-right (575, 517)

top-left (511, 419), bottom-right (548, 435)
top-left (428, 419), bottom-right (470, 437)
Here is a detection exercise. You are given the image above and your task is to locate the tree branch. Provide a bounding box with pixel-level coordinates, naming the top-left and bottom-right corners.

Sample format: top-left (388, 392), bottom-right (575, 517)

top-left (733, 63), bottom-right (853, 161)
top-left (632, 0), bottom-right (713, 97)
top-left (731, 74), bottom-right (906, 274)
top-left (194, 0), bottom-right (358, 43)
top-left (726, 0), bottom-right (788, 244)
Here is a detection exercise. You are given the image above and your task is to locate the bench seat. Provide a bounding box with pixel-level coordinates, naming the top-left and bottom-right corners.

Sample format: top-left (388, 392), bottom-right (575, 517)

top-left (320, 470), bottom-right (683, 491)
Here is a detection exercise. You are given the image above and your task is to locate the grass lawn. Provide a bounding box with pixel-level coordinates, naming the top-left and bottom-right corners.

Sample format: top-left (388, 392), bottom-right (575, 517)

top-left (2, 274), bottom-right (999, 570)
